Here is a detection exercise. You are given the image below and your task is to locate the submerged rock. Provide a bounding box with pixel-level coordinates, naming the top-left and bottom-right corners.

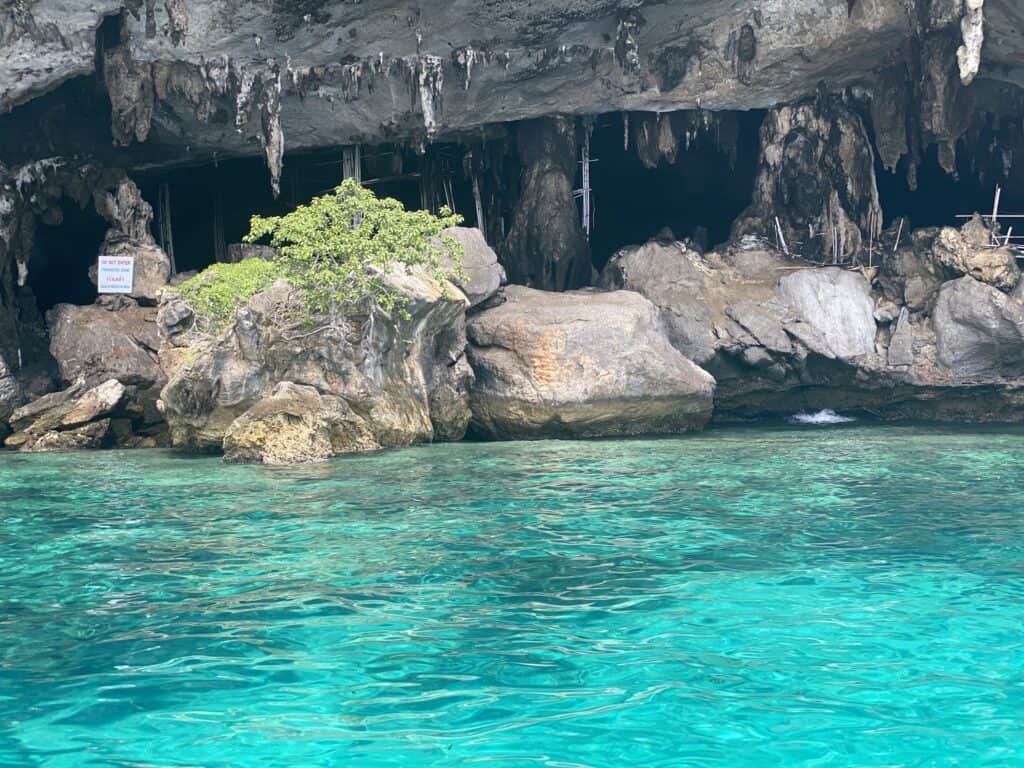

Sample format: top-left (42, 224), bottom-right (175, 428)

top-left (467, 286), bottom-right (715, 439)
top-left (159, 267), bottom-right (473, 462)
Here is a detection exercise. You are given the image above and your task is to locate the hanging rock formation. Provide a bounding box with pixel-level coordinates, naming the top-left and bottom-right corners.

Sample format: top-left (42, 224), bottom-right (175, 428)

top-left (733, 96), bottom-right (882, 263)
top-left (503, 118), bottom-right (591, 291)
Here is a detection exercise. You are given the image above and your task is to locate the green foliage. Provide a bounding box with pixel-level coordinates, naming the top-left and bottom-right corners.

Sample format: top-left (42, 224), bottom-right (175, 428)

top-left (175, 180), bottom-right (464, 330)
top-left (176, 258), bottom-right (279, 330)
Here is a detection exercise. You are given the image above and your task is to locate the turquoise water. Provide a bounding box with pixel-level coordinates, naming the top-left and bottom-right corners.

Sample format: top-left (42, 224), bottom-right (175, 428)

top-left (2, 424), bottom-right (1024, 767)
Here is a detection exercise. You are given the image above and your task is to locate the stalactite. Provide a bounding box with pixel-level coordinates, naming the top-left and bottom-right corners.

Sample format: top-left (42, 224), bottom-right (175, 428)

top-left (614, 12), bottom-right (642, 75)
top-left (163, 0), bottom-right (188, 46)
top-left (418, 55), bottom-right (444, 137)
top-left (956, 0), bottom-right (985, 86)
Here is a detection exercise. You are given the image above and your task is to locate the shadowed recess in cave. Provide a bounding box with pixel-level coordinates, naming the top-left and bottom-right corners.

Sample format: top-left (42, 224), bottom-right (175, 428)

top-left (585, 111), bottom-right (764, 269)
top-left (877, 144), bottom-right (1024, 230)
top-left (29, 199), bottom-right (107, 311)
top-left (138, 143), bottom-right (481, 272)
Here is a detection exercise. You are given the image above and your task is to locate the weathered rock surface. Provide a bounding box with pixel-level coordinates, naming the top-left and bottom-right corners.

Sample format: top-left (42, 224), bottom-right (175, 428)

top-left (467, 286), bottom-right (715, 439)
top-left (933, 277), bottom-right (1024, 379)
top-left (223, 382), bottom-right (377, 465)
top-left (48, 302), bottom-right (163, 388)
top-left (733, 96), bottom-right (882, 262)
top-left (602, 229), bottom-right (1024, 422)
top-left (4, 378), bottom-right (126, 452)
top-left (776, 269), bottom-right (877, 360)
top-left (930, 215), bottom-right (1020, 291)
top-left (504, 118), bottom-right (591, 291)
top-left (159, 268), bottom-right (472, 461)
top-left (440, 227), bottom-right (505, 309)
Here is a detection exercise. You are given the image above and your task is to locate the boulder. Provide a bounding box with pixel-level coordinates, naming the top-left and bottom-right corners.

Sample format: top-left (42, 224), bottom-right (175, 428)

top-left (21, 420), bottom-right (113, 453)
top-left (223, 382), bottom-right (377, 465)
top-left (439, 227), bottom-right (505, 309)
top-left (0, 355), bottom-right (21, 433)
top-left (933, 277), bottom-right (1024, 379)
top-left (47, 303), bottom-right (164, 388)
top-left (4, 379), bottom-right (126, 452)
top-left (776, 268), bottom-right (877, 360)
top-left (931, 215), bottom-right (1020, 291)
top-left (599, 239), bottom-right (722, 364)
top-left (466, 286), bottom-right (715, 439)
top-left (89, 236), bottom-right (171, 303)
top-left (159, 266), bottom-right (472, 462)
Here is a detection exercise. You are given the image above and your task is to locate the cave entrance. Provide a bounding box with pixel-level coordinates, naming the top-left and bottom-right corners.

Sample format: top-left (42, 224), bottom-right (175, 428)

top-left (584, 110), bottom-right (764, 270)
top-left (876, 140), bottom-right (1024, 233)
top-left (138, 142), bottom-right (482, 274)
top-left (29, 199), bottom-right (108, 311)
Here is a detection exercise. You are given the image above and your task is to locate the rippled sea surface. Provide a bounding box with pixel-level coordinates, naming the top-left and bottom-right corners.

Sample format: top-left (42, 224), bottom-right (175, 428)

top-left (3, 424), bottom-right (1024, 767)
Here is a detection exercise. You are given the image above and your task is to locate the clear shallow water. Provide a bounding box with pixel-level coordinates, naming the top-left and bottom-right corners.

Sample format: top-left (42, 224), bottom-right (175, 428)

top-left (2, 424), bottom-right (1024, 767)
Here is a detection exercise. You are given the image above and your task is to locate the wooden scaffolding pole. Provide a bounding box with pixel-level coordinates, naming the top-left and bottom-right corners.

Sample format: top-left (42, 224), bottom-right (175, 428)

top-left (342, 144), bottom-right (363, 183)
top-left (157, 182), bottom-right (176, 275)
top-left (212, 193), bottom-right (227, 264)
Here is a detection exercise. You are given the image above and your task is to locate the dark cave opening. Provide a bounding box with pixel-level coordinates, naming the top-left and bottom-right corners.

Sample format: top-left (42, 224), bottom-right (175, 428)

top-left (585, 111), bottom-right (764, 270)
top-left (875, 143), bottom-right (1024, 232)
top-left (29, 199), bottom-right (108, 311)
top-left (138, 143), bottom-right (481, 273)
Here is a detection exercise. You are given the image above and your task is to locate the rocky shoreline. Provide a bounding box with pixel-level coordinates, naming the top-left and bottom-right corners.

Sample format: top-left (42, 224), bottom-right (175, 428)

top-left (2, 212), bottom-right (1023, 464)
top-left (3, 0), bottom-right (1024, 462)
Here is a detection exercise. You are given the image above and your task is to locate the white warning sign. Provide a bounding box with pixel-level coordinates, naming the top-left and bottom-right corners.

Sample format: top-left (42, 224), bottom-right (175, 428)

top-left (97, 255), bottom-right (134, 294)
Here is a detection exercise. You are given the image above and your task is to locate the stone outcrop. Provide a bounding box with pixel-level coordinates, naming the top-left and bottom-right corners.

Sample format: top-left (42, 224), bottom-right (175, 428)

top-left (222, 382), bottom-right (378, 465)
top-left (440, 227), bottom-right (506, 309)
top-left (503, 118), bottom-right (591, 291)
top-left (733, 96), bottom-right (882, 263)
top-left (4, 378), bottom-right (126, 452)
top-left (466, 286), bottom-right (715, 439)
top-left (48, 302), bottom-right (163, 388)
top-left (929, 215), bottom-right (1020, 291)
top-left (601, 221), bottom-right (1024, 421)
top-left (158, 268), bottom-right (472, 461)
top-left (933, 277), bottom-right (1024, 379)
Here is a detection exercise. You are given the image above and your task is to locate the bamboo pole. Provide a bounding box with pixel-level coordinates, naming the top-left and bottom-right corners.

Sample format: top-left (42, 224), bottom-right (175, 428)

top-left (157, 181), bottom-right (176, 275)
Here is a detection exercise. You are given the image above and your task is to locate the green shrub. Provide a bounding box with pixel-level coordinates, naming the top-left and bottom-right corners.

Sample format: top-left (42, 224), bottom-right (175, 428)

top-left (175, 179), bottom-right (464, 330)
top-left (176, 258), bottom-right (280, 330)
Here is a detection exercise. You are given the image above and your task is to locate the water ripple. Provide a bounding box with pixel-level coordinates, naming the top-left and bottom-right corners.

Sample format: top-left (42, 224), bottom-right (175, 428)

top-left (2, 424), bottom-right (1024, 766)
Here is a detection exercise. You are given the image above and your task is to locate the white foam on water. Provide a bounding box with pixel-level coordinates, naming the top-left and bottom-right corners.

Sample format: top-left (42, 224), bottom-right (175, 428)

top-left (788, 409), bottom-right (857, 425)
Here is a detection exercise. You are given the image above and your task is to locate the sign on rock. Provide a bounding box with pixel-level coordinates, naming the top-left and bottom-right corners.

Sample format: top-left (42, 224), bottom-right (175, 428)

top-left (97, 256), bottom-right (134, 294)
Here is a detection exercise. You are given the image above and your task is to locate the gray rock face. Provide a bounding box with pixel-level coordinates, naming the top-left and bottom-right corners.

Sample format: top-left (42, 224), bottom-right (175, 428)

top-left (47, 302), bottom-right (164, 388)
top-left (733, 97), bottom-right (882, 263)
top-left (0, 354), bottom-right (21, 432)
top-left (439, 227), bottom-right (505, 309)
top-left (776, 269), bottom-right (877, 360)
top-left (599, 235), bottom-right (1024, 420)
top-left (159, 268), bottom-right (472, 461)
top-left (931, 216), bottom-right (1020, 291)
top-left (467, 286), bottom-right (715, 439)
top-left (4, 378), bottom-right (126, 451)
top-left (0, 1), bottom-right (121, 112)
top-left (933, 277), bottom-right (1024, 379)
top-left (223, 382), bottom-right (377, 465)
